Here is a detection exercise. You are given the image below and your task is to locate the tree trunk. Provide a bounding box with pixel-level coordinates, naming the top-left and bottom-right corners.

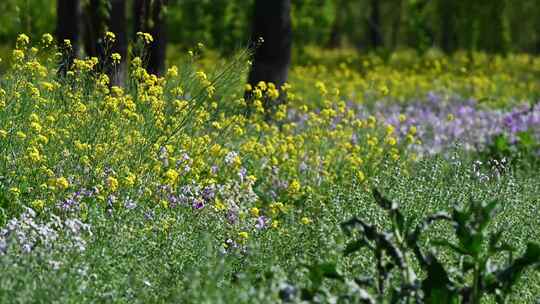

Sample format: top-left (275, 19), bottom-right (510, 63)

top-left (438, 0), bottom-right (457, 53)
top-left (327, 0), bottom-right (346, 48)
top-left (56, 0), bottom-right (80, 74)
top-left (390, 0), bottom-right (403, 50)
top-left (368, 0), bottom-right (383, 49)
top-left (109, 0), bottom-right (127, 84)
top-left (81, 0), bottom-right (127, 84)
top-left (477, 0), bottom-right (509, 54)
top-left (134, 0), bottom-right (168, 76)
top-left (82, 0), bottom-right (104, 58)
top-left (56, 0), bottom-right (80, 54)
top-left (247, 0), bottom-right (292, 105)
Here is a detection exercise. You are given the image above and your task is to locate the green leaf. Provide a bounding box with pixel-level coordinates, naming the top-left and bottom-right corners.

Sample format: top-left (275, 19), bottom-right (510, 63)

top-left (372, 188), bottom-right (394, 210)
top-left (490, 242), bottom-right (540, 292)
top-left (517, 131), bottom-right (535, 148)
top-left (493, 134), bottom-right (510, 153)
top-left (307, 262), bottom-right (343, 289)
top-left (433, 239), bottom-right (468, 256)
top-left (344, 239), bottom-right (367, 256)
top-left (318, 262), bottom-right (343, 281)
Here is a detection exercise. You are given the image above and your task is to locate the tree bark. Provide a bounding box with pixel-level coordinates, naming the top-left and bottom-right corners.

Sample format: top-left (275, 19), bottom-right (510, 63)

top-left (56, 0), bottom-right (80, 54)
top-left (437, 0), bottom-right (457, 53)
top-left (81, 0), bottom-right (127, 84)
top-left (134, 0), bottom-right (168, 76)
top-left (368, 0), bottom-right (383, 49)
top-left (477, 0), bottom-right (509, 54)
top-left (82, 0), bottom-right (104, 58)
top-left (390, 0), bottom-right (403, 50)
top-left (247, 0), bottom-right (292, 97)
top-left (56, 0), bottom-right (80, 75)
top-left (109, 0), bottom-right (127, 84)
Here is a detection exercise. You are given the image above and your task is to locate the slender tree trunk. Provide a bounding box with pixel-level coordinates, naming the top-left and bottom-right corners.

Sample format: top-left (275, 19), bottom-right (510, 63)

top-left (327, 0), bottom-right (346, 48)
top-left (368, 0), bottom-right (383, 49)
top-left (82, 0), bottom-right (104, 58)
top-left (477, 0), bottom-right (509, 54)
top-left (81, 0), bottom-right (127, 84)
top-left (109, 0), bottom-right (127, 84)
top-left (390, 0), bottom-right (403, 50)
top-left (134, 0), bottom-right (168, 76)
top-left (56, 0), bottom-right (80, 74)
top-left (438, 0), bottom-right (460, 53)
top-left (56, 0), bottom-right (80, 53)
top-left (247, 0), bottom-right (292, 112)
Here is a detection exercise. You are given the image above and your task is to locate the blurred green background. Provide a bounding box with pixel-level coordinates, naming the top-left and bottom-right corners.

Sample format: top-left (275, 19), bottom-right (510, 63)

top-left (1, 0), bottom-right (539, 56)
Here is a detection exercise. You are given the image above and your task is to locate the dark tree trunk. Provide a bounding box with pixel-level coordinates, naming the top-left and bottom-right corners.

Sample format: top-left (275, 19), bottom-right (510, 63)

top-left (134, 0), bottom-right (168, 76)
top-left (247, 0), bottom-right (292, 101)
top-left (368, 0), bottom-right (383, 48)
top-left (56, 0), bottom-right (80, 74)
top-left (56, 0), bottom-right (80, 53)
top-left (438, 0), bottom-right (457, 53)
top-left (82, 0), bottom-right (104, 58)
top-left (477, 0), bottom-right (509, 54)
top-left (81, 0), bottom-right (127, 84)
top-left (109, 0), bottom-right (127, 84)
top-left (390, 0), bottom-right (403, 50)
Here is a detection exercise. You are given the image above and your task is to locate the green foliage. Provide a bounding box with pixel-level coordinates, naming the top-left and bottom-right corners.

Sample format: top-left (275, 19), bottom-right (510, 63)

top-left (300, 189), bottom-right (540, 303)
top-left (0, 0), bottom-right (54, 42)
top-left (0, 0), bottom-right (539, 54)
top-left (481, 130), bottom-right (540, 170)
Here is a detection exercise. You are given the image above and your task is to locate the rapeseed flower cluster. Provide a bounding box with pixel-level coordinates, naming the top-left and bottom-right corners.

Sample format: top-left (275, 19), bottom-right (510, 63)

top-left (288, 46), bottom-right (539, 109)
top-left (0, 34), bottom-right (418, 249)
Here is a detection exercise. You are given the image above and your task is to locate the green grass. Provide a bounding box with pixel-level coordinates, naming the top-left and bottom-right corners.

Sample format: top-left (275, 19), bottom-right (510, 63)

top-left (0, 39), bottom-right (539, 302)
top-left (1, 153), bottom-right (538, 303)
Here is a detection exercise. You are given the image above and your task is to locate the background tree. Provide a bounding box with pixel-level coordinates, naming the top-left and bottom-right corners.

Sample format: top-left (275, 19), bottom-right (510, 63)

top-left (134, 0), bottom-right (168, 76)
top-left (436, 0), bottom-right (458, 53)
top-left (367, 0), bottom-right (383, 49)
top-left (2, 0), bottom-right (540, 63)
top-left (247, 0), bottom-right (292, 109)
top-left (82, 0), bottom-right (105, 58)
top-left (56, 0), bottom-right (80, 74)
top-left (327, 0), bottom-right (347, 48)
top-left (56, 0), bottom-right (80, 53)
top-left (476, 0), bottom-right (509, 54)
top-left (390, 0), bottom-right (403, 51)
top-left (81, 0), bottom-right (127, 84)
top-left (108, 0), bottom-right (127, 84)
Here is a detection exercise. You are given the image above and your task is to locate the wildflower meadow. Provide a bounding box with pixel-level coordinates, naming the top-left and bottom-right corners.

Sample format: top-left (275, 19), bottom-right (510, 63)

top-left (1, 1), bottom-right (540, 303)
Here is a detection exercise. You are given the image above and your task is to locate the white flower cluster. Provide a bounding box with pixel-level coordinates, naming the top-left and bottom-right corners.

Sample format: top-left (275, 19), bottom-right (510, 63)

top-left (0, 208), bottom-right (91, 255)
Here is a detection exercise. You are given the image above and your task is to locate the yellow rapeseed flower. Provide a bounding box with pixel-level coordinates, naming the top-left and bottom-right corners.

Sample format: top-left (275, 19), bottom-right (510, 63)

top-left (356, 170), bottom-right (365, 182)
top-left (105, 31), bottom-right (116, 42)
top-left (17, 34), bottom-right (30, 46)
top-left (238, 231), bottom-right (249, 243)
top-left (164, 169), bottom-right (179, 185)
top-left (31, 199), bottom-right (45, 210)
top-left (41, 33), bottom-right (53, 45)
top-left (111, 53), bottom-right (122, 64)
top-left (301, 217), bottom-right (312, 225)
top-left (288, 179), bottom-right (301, 194)
top-left (106, 176), bottom-right (119, 192)
top-left (250, 207), bottom-right (260, 217)
top-left (55, 177), bottom-right (69, 190)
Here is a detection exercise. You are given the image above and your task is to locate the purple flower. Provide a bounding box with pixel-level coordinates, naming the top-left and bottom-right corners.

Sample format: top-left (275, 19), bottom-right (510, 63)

top-left (193, 199), bottom-right (204, 210)
top-left (201, 185), bottom-right (216, 201)
top-left (227, 210), bottom-right (238, 224)
top-left (255, 216), bottom-right (268, 229)
top-left (238, 167), bottom-right (247, 182)
top-left (124, 198), bottom-right (137, 209)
